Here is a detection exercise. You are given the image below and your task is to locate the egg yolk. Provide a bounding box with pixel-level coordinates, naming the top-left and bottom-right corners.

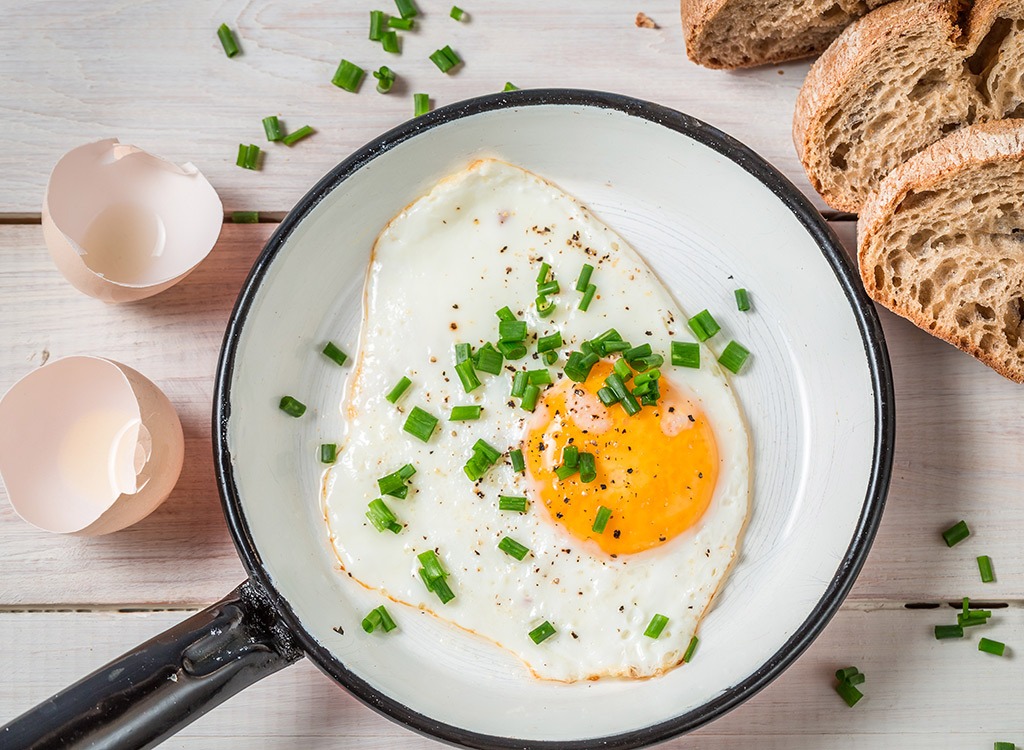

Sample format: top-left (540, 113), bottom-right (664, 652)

top-left (523, 361), bottom-right (718, 556)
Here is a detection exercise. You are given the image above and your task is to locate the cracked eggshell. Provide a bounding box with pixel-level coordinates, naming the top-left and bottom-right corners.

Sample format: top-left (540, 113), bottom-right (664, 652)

top-left (42, 139), bottom-right (223, 303)
top-left (0, 356), bottom-right (185, 535)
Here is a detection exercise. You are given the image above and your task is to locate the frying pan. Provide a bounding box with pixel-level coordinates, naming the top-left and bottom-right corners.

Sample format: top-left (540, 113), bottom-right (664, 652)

top-left (1, 90), bottom-right (894, 749)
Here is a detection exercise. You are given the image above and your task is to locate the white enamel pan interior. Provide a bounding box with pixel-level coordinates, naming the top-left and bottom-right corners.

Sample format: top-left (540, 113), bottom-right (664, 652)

top-left (215, 89), bottom-right (894, 749)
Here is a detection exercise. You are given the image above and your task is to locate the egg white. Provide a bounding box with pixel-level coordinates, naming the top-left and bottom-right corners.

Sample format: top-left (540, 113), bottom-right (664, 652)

top-left (324, 159), bottom-right (750, 682)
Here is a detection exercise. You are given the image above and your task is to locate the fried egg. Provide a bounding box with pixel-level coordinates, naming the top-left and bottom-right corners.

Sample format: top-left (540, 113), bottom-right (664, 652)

top-left (324, 159), bottom-right (750, 682)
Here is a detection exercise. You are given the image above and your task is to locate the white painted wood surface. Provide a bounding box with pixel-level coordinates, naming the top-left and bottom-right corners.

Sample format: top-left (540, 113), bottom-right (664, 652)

top-left (0, 1), bottom-right (1021, 746)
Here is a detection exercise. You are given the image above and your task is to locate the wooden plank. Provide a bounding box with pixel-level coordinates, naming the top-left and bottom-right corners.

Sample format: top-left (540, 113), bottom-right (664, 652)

top-left (2, 607), bottom-right (1021, 745)
top-left (0, 0), bottom-right (823, 216)
top-left (1, 222), bottom-right (1023, 605)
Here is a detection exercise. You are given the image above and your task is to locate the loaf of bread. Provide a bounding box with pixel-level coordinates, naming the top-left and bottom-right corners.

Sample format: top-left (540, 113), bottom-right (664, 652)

top-left (794, 0), bottom-right (1024, 212)
top-left (681, 0), bottom-right (894, 69)
top-left (859, 119), bottom-right (1024, 381)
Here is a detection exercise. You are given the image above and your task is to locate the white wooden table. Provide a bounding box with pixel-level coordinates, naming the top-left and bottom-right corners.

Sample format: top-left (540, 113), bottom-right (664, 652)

top-left (1, 2), bottom-right (1021, 747)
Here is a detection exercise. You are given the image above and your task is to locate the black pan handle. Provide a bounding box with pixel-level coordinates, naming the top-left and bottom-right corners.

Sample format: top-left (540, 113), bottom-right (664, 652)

top-left (0, 580), bottom-right (304, 750)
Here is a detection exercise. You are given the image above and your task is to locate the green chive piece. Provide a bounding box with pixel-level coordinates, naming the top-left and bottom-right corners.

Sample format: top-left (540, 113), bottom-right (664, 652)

top-left (366, 498), bottom-right (402, 533)
top-left (362, 607), bottom-right (383, 632)
top-left (281, 125), bottom-right (315, 146)
top-left (536, 295), bottom-right (556, 318)
top-left (536, 262), bottom-right (550, 284)
top-left (428, 575), bottom-right (455, 603)
top-left (592, 505), bottom-right (611, 533)
top-left (625, 343), bottom-right (652, 362)
top-left (942, 520), bottom-right (970, 547)
top-left (847, 673), bottom-right (866, 686)
top-left (231, 211), bottom-right (259, 224)
top-left (735, 288), bottom-right (751, 311)
top-left (455, 358), bottom-right (481, 393)
top-left (473, 439), bottom-right (500, 463)
top-left (385, 376), bottom-right (412, 404)
top-left (683, 635), bottom-right (699, 662)
top-left (613, 358), bottom-right (633, 382)
top-left (504, 81), bottom-right (519, 91)
top-left (978, 555), bottom-right (995, 583)
top-left (510, 448), bottom-right (526, 473)
top-left (526, 369), bottom-right (552, 385)
top-left (934, 624), bottom-right (964, 639)
top-left (499, 319), bottom-right (528, 342)
top-left (597, 386), bottom-right (619, 406)
top-left (521, 383), bottom-right (540, 412)
top-left (495, 306), bottom-right (516, 321)
top-left (262, 115), bottom-right (283, 141)
top-left (217, 23), bottom-right (240, 57)
top-left (644, 614), bottom-right (669, 639)
top-left (562, 445), bottom-right (579, 468)
top-left (455, 343), bottom-right (472, 364)
top-left (450, 405), bottom-right (482, 421)
top-left (418, 549), bottom-right (447, 581)
top-left (835, 681), bottom-right (863, 708)
top-left (395, 0), bottom-right (418, 18)
top-left (579, 452), bottom-right (596, 483)
top-left (377, 605), bottom-right (397, 632)
top-left (671, 341), bottom-right (700, 368)
top-left (578, 283), bottom-right (597, 311)
top-left (320, 443), bottom-right (337, 464)
top-left (994, 743), bottom-right (1016, 750)
top-left (564, 351), bottom-right (600, 382)
top-left (576, 263), bottom-right (594, 292)
top-left (963, 596), bottom-right (970, 617)
top-left (322, 341), bottom-right (348, 366)
top-left (237, 143), bottom-right (261, 170)
top-left (634, 368), bottom-right (660, 386)
top-left (511, 371), bottom-right (528, 398)
top-left (687, 309), bottom-right (721, 341)
top-left (381, 30), bottom-right (400, 54)
top-left (605, 373), bottom-right (641, 416)
top-left (389, 16), bottom-right (414, 29)
top-left (958, 610), bottom-right (992, 627)
top-left (555, 464), bottom-right (578, 481)
top-left (332, 59), bottom-right (365, 92)
top-left (413, 93), bottom-right (431, 117)
top-left (497, 340), bottom-right (528, 360)
top-left (498, 536), bottom-right (530, 560)
top-left (369, 10), bottom-right (387, 41)
top-left (403, 406), bottom-right (438, 442)
top-left (537, 332), bottom-right (562, 353)
top-left (373, 65), bottom-right (396, 93)
top-left (543, 350), bottom-right (558, 366)
top-left (718, 341), bottom-right (750, 374)
top-left (235, 143), bottom-right (247, 168)
top-left (529, 621), bottom-right (556, 644)
top-left (537, 279), bottom-right (560, 297)
top-left (475, 343), bottom-right (504, 374)
top-left (377, 464), bottom-right (416, 498)
top-left (279, 396), bottom-right (306, 417)
top-left (498, 495), bottom-right (528, 513)
top-left (429, 45), bottom-right (461, 73)
top-left (978, 637), bottom-right (1006, 656)
top-left (450, 5), bottom-right (466, 20)
top-left (835, 666), bottom-right (860, 681)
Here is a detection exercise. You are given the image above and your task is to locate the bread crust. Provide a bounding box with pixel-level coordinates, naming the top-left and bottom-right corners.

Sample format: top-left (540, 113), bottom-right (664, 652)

top-left (858, 119), bottom-right (1024, 382)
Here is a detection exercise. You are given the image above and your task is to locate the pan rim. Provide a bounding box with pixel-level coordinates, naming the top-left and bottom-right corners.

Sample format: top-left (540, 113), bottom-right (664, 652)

top-left (213, 88), bottom-right (895, 749)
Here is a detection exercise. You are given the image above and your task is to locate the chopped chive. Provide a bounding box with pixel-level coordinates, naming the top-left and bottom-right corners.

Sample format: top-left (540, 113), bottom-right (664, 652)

top-left (413, 93), bottom-right (431, 117)
top-left (429, 45), bottom-right (461, 73)
top-left (510, 448), bottom-right (525, 473)
top-left (362, 607), bottom-right (382, 632)
top-left (835, 680), bottom-right (863, 708)
top-left (847, 672), bottom-right (866, 686)
top-left (537, 279), bottom-right (560, 297)
top-left (262, 115), bottom-right (283, 141)
top-left (576, 263), bottom-right (594, 292)
top-left (455, 358), bottom-right (481, 393)
top-left (403, 406), bottom-right (438, 442)
top-left (605, 373), bottom-right (641, 416)
top-left (417, 549), bottom-right (447, 581)
top-left (978, 637), bottom-right (1006, 656)
top-left (592, 505), bottom-right (611, 533)
top-left (381, 30), bottom-right (400, 53)
top-left (978, 555), bottom-right (995, 583)
top-left (601, 340), bottom-right (631, 353)
top-left (511, 371), bottom-right (528, 398)
top-left (322, 341), bottom-right (348, 366)
top-left (499, 320), bottom-right (528, 342)
top-left (597, 386), bottom-right (619, 406)
top-left (578, 452), bottom-right (596, 483)
top-left (536, 295), bottom-right (556, 318)
top-left (279, 396), bottom-right (306, 417)
top-left (536, 262), bottom-right (550, 284)
top-left (320, 443), bottom-right (337, 463)
top-left (376, 605), bottom-right (397, 632)
top-left (332, 59), bottom-right (365, 92)
top-left (450, 405), bottom-right (482, 421)
top-left (395, 0), bottom-right (418, 18)
top-left (942, 520), bottom-right (970, 547)
top-left (373, 65), bottom-right (396, 93)
top-left (474, 343), bottom-right (504, 374)
top-left (671, 341), bottom-right (700, 368)
top-left (562, 445), bottom-right (579, 468)
top-left (503, 81), bottom-right (519, 91)
top-left (521, 384), bottom-right (540, 412)
top-left (994, 743), bottom-right (1016, 750)
top-left (498, 536), bottom-right (530, 560)
top-left (537, 332), bottom-right (562, 353)
top-left (634, 368), bottom-right (660, 386)
top-left (718, 341), bottom-right (750, 374)
top-left (281, 125), bottom-right (315, 146)
top-left (498, 495), bottom-right (528, 512)
top-left (735, 288), bottom-right (751, 311)
top-left (495, 306), bottom-right (516, 321)
top-left (958, 610), bottom-right (992, 627)
top-left (497, 341), bottom-right (529, 361)
top-left (543, 350), bottom-right (558, 366)
top-left (217, 23), bottom-right (240, 57)
top-left (237, 143), bottom-right (261, 170)
top-left (934, 624), bottom-right (964, 639)
top-left (578, 283), bottom-right (597, 311)
top-left (529, 621), bottom-right (556, 644)
top-left (613, 358), bottom-right (633, 382)
top-left (369, 10), bottom-right (387, 41)
top-left (388, 16), bottom-right (414, 29)
top-left (683, 635), bottom-right (699, 662)
top-left (463, 453), bottom-right (489, 481)
top-left (963, 596), bottom-right (970, 617)
top-left (555, 464), bottom-right (577, 481)
top-left (526, 369), bottom-right (552, 385)
top-left (687, 309), bottom-right (721, 342)
top-left (428, 575), bottom-right (455, 603)
top-left (625, 343), bottom-right (652, 361)
top-left (632, 354), bottom-right (664, 373)
top-left (644, 614), bottom-right (669, 639)
top-left (366, 498), bottom-right (402, 533)
top-left (385, 376), bottom-right (412, 404)
top-left (232, 211), bottom-right (260, 223)
top-left (834, 667), bottom-right (860, 681)
top-left (473, 439), bottom-right (500, 463)
top-left (377, 464), bottom-right (416, 498)
top-left (564, 351), bottom-right (600, 382)
top-left (455, 342), bottom-right (472, 364)
top-left (450, 5), bottom-right (466, 20)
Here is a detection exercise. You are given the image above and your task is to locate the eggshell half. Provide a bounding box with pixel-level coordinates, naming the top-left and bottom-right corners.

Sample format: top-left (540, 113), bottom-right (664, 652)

top-left (0, 356), bottom-right (185, 535)
top-left (42, 139), bottom-right (223, 303)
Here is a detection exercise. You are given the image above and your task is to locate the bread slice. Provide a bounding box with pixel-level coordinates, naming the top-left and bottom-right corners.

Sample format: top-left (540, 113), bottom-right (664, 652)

top-left (681, 0), bottom-right (893, 69)
top-left (794, 0), bottom-right (1024, 213)
top-left (858, 119), bottom-right (1024, 381)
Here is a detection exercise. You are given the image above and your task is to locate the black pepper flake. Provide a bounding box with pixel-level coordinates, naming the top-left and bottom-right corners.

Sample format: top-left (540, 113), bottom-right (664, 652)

top-left (668, 406), bottom-right (675, 413)
top-left (333, 625), bottom-right (345, 635)
top-left (688, 414), bottom-right (695, 423)
top-left (571, 631), bottom-right (579, 639)
top-left (613, 529), bottom-right (621, 538)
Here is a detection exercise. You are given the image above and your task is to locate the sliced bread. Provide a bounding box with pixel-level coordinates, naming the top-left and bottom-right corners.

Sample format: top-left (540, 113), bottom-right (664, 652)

top-left (681, 0), bottom-right (893, 69)
top-left (859, 119), bottom-right (1024, 381)
top-left (794, 0), bottom-right (1024, 212)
